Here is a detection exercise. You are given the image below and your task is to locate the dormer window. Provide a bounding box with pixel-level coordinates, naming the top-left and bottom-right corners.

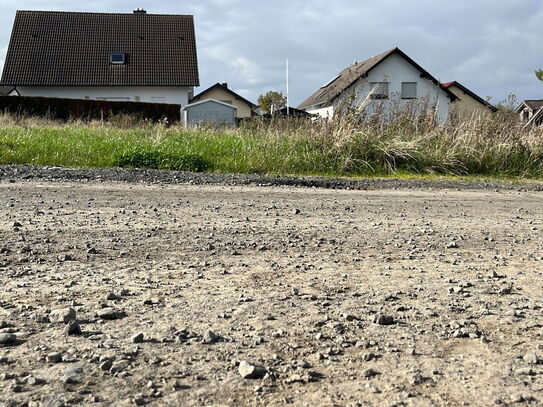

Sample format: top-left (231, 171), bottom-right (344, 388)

top-left (110, 53), bottom-right (126, 64)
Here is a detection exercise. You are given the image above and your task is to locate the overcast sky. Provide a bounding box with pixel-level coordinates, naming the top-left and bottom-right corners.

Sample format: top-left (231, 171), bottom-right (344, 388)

top-left (0, 0), bottom-right (541, 106)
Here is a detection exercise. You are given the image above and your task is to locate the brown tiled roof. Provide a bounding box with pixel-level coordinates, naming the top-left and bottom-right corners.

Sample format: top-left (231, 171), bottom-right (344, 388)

top-left (0, 10), bottom-right (199, 87)
top-left (524, 100), bottom-right (543, 112)
top-left (0, 86), bottom-right (15, 95)
top-left (191, 83), bottom-right (256, 108)
top-left (297, 47), bottom-right (456, 109)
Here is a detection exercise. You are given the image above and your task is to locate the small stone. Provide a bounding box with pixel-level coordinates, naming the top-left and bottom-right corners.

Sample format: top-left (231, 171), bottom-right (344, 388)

top-left (202, 329), bottom-right (219, 344)
top-left (46, 352), bottom-right (62, 363)
top-left (293, 208), bottom-right (301, 215)
top-left (25, 375), bottom-right (44, 386)
top-left (297, 360), bottom-right (311, 368)
top-left (373, 314), bottom-right (394, 325)
top-left (106, 292), bottom-right (120, 301)
top-left (133, 396), bottom-right (146, 406)
top-left (523, 352), bottom-right (540, 365)
top-left (363, 353), bottom-right (376, 362)
top-left (238, 360), bottom-right (267, 379)
top-left (50, 307), bottom-right (76, 324)
top-left (96, 308), bottom-right (125, 320)
top-left (99, 360), bottom-right (113, 371)
top-left (362, 368), bottom-right (380, 378)
top-left (0, 333), bottom-right (17, 345)
top-left (63, 365), bottom-right (83, 384)
top-left (131, 332), bottom-right (144, 343)
top-left (64, 321), bottom-right (82, 336)
top-left (447, 241), bottom-right (458, 249)
top-left (110, 360), bottom-right (129, 374)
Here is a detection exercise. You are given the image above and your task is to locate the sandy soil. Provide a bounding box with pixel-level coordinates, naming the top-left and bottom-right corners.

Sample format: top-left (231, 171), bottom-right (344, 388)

top-left (1, 180), bottom-right (543, 407)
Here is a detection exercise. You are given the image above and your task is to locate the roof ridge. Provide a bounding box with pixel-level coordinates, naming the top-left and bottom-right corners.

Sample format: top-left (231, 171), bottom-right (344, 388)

top-left (16, 10), bottom-right (194, 17)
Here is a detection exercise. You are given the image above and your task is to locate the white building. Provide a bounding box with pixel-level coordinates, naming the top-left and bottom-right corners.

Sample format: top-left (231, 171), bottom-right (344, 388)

top-left (0, 9), bottom-right (199, 105)
top-left (298, 48), bottom-right (457, 123)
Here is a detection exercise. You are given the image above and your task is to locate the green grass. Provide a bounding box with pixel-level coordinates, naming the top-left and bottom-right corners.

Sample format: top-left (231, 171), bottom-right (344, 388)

top-left (1, 112), bottom-right (543, 180)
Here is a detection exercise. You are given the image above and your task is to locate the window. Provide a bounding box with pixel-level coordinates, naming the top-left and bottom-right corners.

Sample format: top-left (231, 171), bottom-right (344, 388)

top-left (110, 53), bottom-right (126, 64)
top-left (369, 82), bottom-right (389, 99)
top-left (401, 82), bottom-right (417, 99)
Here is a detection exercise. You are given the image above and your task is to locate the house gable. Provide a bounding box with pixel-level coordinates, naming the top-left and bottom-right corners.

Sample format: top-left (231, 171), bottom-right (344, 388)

top-left (443, 81), bottom-right (497, 113)
top-left (191, 83), bottom-right (255, 118)
top-left (297, 47), bottom-right (456, 111)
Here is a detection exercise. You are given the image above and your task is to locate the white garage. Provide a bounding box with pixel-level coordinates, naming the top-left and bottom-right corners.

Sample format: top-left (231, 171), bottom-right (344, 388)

top-left (182, 99), bottom-right (237, 127)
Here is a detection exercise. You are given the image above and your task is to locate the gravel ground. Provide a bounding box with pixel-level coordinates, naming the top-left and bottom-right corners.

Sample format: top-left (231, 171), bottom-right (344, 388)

top-left (1, 166), bottom-right (543, 406)
top-left (1, 164), bottom-right (543, 192)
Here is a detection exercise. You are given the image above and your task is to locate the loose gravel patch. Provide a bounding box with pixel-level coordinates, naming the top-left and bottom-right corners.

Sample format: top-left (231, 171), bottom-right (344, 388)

top-left (1, 172), bottom-right (543, 406)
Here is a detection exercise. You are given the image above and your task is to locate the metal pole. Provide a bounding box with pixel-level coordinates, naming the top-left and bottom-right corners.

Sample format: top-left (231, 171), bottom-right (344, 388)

top-left (286, 57), bottom-right (289, 116)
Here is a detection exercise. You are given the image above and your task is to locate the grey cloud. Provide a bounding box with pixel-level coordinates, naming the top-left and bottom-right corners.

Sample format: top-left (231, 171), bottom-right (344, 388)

top-left (0, 0), bottom-right (541, 105)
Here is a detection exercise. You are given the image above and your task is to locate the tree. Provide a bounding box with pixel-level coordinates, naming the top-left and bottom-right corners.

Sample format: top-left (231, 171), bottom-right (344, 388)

top-left (536, 70), bottom-right (543, 82)
top-left (257, 91), bottom-right (287, 114)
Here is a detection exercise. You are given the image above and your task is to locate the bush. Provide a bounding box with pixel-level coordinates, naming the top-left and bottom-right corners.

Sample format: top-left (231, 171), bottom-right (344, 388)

top-left (0, 95), bottom-right (180, 123)
top-left (113, 150), bottom-right (210, 172)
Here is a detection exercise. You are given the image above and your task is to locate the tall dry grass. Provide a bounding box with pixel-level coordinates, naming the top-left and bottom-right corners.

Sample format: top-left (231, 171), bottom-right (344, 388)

top-left (1, 108), bottom-right (542, 178)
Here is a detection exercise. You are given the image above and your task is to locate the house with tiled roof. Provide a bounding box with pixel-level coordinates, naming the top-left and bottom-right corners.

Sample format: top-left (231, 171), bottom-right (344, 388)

top-left (0, 9), bottom-right (199, 105)
top-left (516, 100), bottom-right (543, 128)
top-left (442, 81), bottom-right (496, 115)
top-left (297, 47), bottom-right (457, 122)
top-left (190, 83), bottom-right (257, 119)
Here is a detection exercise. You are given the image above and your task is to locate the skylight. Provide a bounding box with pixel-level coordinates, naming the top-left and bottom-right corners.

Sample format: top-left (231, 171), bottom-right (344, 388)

top-left (110, 53), bottom-right (126, 64)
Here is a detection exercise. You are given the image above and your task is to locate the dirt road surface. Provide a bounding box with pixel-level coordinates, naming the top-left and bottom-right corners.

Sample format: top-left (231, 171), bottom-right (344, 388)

top-left (1, 180), bottom-right (543, 407)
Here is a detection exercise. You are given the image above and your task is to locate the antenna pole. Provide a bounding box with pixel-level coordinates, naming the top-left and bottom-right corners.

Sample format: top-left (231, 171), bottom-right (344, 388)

top-left (286, 57), bottom-right (289, 116)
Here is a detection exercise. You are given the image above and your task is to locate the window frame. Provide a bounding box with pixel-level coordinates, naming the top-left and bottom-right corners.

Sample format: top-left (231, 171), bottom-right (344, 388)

top-left (369, 82), bottom-right (389, 100)
top-left (401, 82), bottom-right (418, 100)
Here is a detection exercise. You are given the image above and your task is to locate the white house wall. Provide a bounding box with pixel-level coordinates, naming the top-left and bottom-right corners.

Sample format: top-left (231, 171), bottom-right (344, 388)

top-left (334, 54), bottom-right (451, 122)
top-left (15, 86), bottom-right (192, 106)
top-left (306, 105), bottom-right (334, 119)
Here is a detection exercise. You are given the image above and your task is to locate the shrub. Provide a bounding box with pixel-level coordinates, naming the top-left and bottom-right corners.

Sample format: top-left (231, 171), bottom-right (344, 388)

top-left (113, 150), bottom-right (210, 172)
top-left (0, 95), bottom-right (180, 123)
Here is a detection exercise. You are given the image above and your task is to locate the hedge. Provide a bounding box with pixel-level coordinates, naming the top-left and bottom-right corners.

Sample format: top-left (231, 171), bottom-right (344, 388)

top-left (0, 95), bottom-right (181, 123)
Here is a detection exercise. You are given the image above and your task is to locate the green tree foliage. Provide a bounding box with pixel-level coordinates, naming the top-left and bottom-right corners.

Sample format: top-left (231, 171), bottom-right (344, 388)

top-left (536, 70), bottom-right (543, 82)
top-left (257, 91), bottom-right (287, 114)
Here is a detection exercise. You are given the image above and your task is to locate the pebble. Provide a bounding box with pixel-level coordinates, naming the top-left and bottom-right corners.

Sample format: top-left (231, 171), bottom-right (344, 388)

top-left (96, 308), bottom-right (126, 320)
top-left (131, 332), bottom-right (144, 343)
top-left (0, 333), bottom-right (17, 345)
top-left (63, 365), bottom-right (83, 383)
top-left (99, 360), bottom-right (113, 371)
top-left (523, 352), bottom-right (540, 365)
top-left (362, 368), bottom-right (380, 378)
top-left (50, 307), bottom-right (77, 324)
top-left (46, 352), bottom-right (62, 363)
top-left (373, 314), bottom-right (394, 325)
top-left (110, 360), bottom-right (130, 374)
top-left (202, 329), bottom-right (219, 344)
top-left (238, 360), bottom-right (267, 379)
top-left (64, 321), bottom-right (82, 336)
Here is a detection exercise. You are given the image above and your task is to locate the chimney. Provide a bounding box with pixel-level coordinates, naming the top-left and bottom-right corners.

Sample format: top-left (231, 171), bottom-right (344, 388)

top-left (221, 82), bottom-right (228, 89)
top-left (133, 8), bottom-right (147, 14)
